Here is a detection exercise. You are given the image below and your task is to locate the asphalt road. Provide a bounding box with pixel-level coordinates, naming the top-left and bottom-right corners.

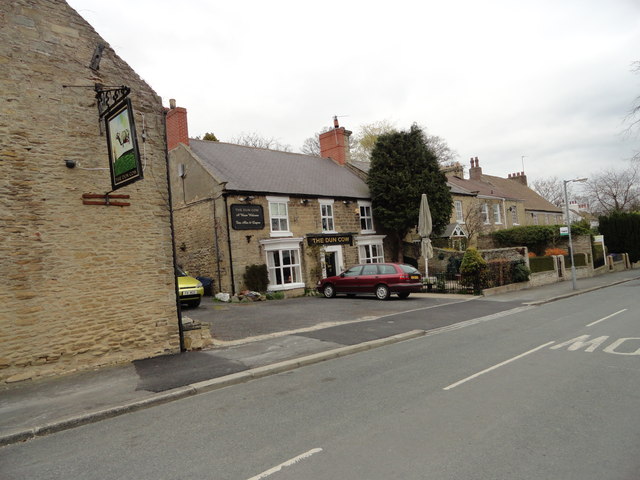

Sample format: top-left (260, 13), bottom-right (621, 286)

top-left (1, 280), bottom-right (639, 479)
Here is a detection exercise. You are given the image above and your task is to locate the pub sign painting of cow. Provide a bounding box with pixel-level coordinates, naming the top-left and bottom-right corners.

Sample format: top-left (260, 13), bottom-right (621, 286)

top-left (105, 98), bottom-right (143, 190)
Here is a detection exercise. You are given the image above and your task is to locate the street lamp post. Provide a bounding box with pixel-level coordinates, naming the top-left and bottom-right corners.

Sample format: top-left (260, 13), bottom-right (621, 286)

top-left (563, 177), bottom-right (588, 290)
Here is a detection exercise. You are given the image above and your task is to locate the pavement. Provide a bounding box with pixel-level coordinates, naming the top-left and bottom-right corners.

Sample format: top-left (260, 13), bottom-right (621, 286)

top-left (1, 269), bottom-right (638, 447)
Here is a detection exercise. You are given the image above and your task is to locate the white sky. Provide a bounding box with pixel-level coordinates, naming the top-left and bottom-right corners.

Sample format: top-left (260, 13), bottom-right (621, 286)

top-left (67, 0), bottom-right (640, 182)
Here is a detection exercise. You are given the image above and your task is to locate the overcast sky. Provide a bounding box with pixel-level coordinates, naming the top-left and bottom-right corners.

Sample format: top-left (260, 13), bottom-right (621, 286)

top-left (67, 0), bottom-right (640, 183)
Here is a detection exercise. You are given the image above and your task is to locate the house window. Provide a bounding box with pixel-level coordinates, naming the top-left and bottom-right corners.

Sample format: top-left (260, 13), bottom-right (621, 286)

top-left (455, 200), bottom-right (464, 223)
top-left (267, 249), bottom-right (301, 287)
top-left (261, 238), bottom-right (305, 291)
top-left (481, 203), bottom-right (490, 224)
top-left (319, 199), bottom-right (335, 232)
top-left (267, 196), bottom-right (291, 237)
top-left (533, 214), bottom-right (539, 225)
top-left (356, 235), bottom-right (386, 263)
top-left (360, 244), bottom-right (384, 263)
top-left (358, 201), bottom-right (374, 233)
top-left (493, 203), bottom-right (502, 224)
top-left (511, 207), bottom-right (519, 225)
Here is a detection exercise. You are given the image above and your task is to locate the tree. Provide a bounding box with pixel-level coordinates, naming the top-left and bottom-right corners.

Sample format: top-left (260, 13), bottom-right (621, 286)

top-left (584, 162), bottom-right (640, 214)
top-left (351, 120), bottom-right (457, 165)
top-left (300, 126), bottom-right (331, 156)
top-left (531, 176), bottom-right (571, 207)
top-left (230, 132), bottom-right (292, 152)
top-left (351, 120), bottom-right (397, 162)
top-left (202, 132), bottom-right (218, 141)
top-left (367, 124), bottom-right (453, 261)
top-left (193, 132), bottom-right (219, 141)
top-left (459, 198), bottom-right (486, 245)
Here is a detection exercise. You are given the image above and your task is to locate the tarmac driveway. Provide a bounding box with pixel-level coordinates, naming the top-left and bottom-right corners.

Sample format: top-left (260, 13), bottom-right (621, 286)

top-left (184, 293), bottom-right (470, 344)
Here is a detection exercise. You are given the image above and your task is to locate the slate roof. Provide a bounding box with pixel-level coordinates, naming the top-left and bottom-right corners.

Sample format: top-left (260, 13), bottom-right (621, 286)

top-left (480, 174), bottom-right (562, 213)
top-left (447, 175), bottom-right (517, 200)
top-left (186, 140), bottom-right (370, 199)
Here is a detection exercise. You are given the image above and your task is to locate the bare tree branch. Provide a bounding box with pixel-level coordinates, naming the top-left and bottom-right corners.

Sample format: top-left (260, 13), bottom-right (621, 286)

top-left (531, 176), bottom-right (571, 207)
top-left (230, 132), bottom-right (292, 152)
top-left (584, 161), bottom-right (640, 214)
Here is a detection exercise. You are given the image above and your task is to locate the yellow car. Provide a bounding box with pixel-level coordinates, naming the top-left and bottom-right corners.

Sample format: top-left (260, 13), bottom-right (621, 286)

top-left (177, 268), bottom-right (204, 308)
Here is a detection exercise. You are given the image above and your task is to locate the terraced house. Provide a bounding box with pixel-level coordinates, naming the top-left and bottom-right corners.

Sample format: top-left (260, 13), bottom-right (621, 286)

top-left (166, 106), bottom-right (386, 296)
top-left (442, 158), bottom-right (563, 247)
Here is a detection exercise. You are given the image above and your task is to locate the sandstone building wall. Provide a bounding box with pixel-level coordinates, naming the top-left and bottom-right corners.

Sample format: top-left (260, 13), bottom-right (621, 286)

top-left (0, 1), bottom-right (180, 383)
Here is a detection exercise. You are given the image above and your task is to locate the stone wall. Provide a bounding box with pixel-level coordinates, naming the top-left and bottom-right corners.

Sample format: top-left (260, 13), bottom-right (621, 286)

top-left (0, 1), bottom-right (180, 383)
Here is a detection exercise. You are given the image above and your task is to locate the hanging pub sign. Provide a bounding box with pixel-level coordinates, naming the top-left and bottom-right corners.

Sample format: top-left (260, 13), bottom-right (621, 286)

top-left (104, 98), bottom-right (143, 190)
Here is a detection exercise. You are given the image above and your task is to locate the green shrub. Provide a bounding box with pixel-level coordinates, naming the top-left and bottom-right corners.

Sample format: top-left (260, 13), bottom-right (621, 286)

top-left (565, 253), bottom-right (587, 267)
top-left (460, 248), bottom-right (489, 294)
top-left (512, 260), bottom-right (531, 283)
top-left (243, 264), bottom-right (269, 292)
top-left (265, 291), bottom-right (284, 300)
top-left (529, 256), bottom-right (555, 273)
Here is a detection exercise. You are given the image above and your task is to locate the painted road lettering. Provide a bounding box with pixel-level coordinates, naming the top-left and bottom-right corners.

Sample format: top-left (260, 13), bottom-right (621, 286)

top-left (551, 335), bottom-right (640, 355)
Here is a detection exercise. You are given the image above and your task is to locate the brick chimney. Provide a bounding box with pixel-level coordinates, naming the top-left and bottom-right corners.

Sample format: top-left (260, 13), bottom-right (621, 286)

top-left (165, 99), bottom-right (189, 151)
top-left (507, 171), bottom-right (528, 186)
top-left (469, 156), bottom-right (482, 181)
top-left (319, 116), bottom-right (351, 165)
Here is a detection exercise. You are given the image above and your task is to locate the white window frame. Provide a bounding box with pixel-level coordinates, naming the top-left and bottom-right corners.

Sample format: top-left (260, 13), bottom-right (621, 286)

top-left (319, 199), bottom-right (336, 233)
top-left (358, 200), bottom-right (375, 234)
top-left (493, 203), bottom-right (502, 224)
top-left (481, 203), bottom-right (490, 224)
top-left (454, 200), bottom-right (464, 223)
top-left (260, 238), bottom-right (304, 291)
top-left (267, 196), bottom-right (292, 238)
top-left (356, 235), bottom-right (385, 263)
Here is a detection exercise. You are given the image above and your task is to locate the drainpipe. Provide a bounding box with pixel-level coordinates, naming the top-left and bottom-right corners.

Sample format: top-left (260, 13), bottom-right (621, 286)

top-left (162, 110), bottom-right (185, 352)
top-left (223, 194), bottom-right (236, 295)
top-left (212, 192), bottom-right (223, 294)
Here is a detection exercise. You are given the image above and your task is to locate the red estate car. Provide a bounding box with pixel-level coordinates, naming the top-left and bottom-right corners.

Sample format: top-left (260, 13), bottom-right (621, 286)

top-left (317, 263), bottom-right (423, 300)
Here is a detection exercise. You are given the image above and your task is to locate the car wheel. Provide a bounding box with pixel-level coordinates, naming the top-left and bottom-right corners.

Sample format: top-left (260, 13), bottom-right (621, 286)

top-left (323, 284), bottom-right (336, 298)
top-left (375, 284), bottom-right (390, 300)
top-left (398, 292), bottom-right (410, 299)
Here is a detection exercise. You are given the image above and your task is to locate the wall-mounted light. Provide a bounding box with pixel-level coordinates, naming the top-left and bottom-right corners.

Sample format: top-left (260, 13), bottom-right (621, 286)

top-left (240, 196), bottom-right (255, 202)
top-left (300, 199), bottom-right (309, 204)
top-left (343, 200), bottom-right (351, 205)
top-left (65, 159), bottom-right (76, 169)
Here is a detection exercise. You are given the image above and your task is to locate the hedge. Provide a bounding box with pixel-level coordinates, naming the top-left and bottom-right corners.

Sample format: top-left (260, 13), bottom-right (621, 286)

top-left (529, 256), bottom-right (555, 273)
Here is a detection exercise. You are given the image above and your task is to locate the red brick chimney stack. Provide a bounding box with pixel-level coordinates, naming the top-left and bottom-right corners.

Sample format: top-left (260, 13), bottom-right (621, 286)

top-left (319, 116), bottom-right (352, 165)
top-left (469, 156), bottom-right (482, 180)
top-left (165, 99), bottom-right (189, 151)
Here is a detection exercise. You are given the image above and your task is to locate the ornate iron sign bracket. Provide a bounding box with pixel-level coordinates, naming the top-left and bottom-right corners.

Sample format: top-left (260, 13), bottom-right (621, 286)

top-left (95, 84), bottom-right (131, 119)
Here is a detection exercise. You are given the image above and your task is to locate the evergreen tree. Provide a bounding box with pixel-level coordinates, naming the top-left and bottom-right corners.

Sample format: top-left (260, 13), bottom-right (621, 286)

top-left (367, 124), bottom-right (453, 261)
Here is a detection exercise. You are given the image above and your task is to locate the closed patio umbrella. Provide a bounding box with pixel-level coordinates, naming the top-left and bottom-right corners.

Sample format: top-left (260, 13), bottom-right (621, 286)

top-left (418, 193), bottom-right (433, 280)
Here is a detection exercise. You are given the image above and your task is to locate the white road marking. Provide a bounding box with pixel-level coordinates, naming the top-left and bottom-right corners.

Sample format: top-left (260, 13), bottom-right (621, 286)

top-left (425, 306), bottom-right (534, 338)
top-left (586, 309), bottom-right (627, 327)
top-left (443, 341), bottom-right (555, 390)
top-left (247, 448), bottom-right (323, 480)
